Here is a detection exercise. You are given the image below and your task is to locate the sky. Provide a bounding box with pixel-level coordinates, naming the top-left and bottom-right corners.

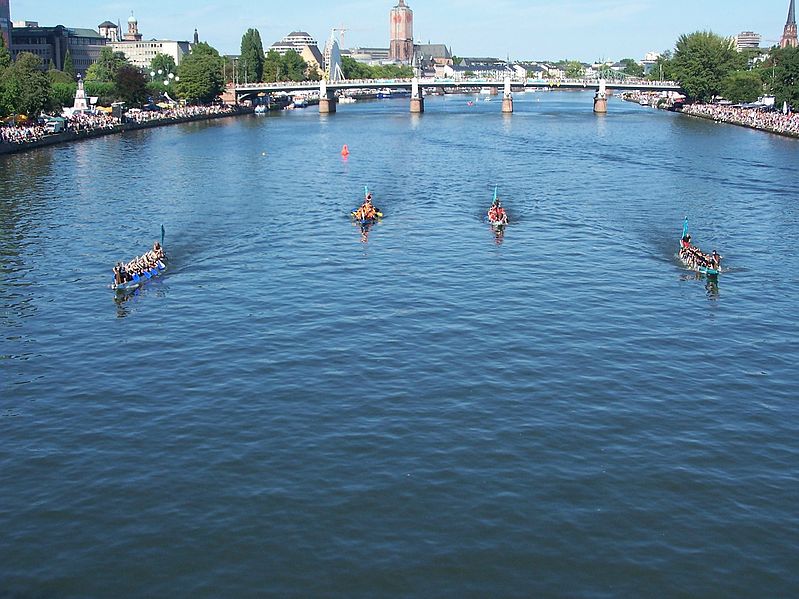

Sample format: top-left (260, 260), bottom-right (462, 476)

top-left (10, 0), bottom-right (795, 61)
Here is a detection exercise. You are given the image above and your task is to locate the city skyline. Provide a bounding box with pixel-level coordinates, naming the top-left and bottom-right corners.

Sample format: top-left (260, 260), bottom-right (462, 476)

top-left (9, 0), bottom-right (798, 60)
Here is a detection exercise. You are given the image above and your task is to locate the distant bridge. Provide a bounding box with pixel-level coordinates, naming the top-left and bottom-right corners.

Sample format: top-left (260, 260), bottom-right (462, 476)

top-left (232, 77), bottom-right (682, 115)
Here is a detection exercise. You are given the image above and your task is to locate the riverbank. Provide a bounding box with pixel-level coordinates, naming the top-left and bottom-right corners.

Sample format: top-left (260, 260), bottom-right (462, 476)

top-left (0, 106), bottom-right (255, 156)
top-left (622, 92), bottom-right (799, 140)
top-left (679, 103), bottom-right (799, 139)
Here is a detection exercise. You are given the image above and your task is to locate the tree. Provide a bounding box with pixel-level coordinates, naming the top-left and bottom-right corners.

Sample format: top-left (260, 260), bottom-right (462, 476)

top-left (1, 52), bottom-right (52, 116)
top-left (86, 46), bottom-right (129, 82)
top-left (115, 64), bottom-right (148, 105)
top-left (175, 43), bottom-right (224, 103)
top-left (768, 46), bottom-right (799, 109)
top-left (306, 66), bottom-right (322, 81)
top-left (239, 28), bottom-right (265, 83)
top-left (372, 64), bottom-right (413, 78)
top-left (63, 49), bottom-right (76, 79)
top-left (721, 70), bottom-right (763, 103)
top-left (49, 82), bottom-right (78, 110)
top-left (341, 55), bottom-right (372, 80)
top-left (647, 51), bottom-right (676, 81)
top-left (564, 60), bottom-right (585, 78)
top-left (48, 67), bottom-right (74, 85)
top-left (189, 42), bottom-right (221, 58)
top-left (263, 49), bottom-right (281, 82)
top-left (0, 34), bottom-right (11, 71)
top-left (280, 50), bottom-right (307, 81)
top-left (150, 53), bottom-right (177, 76)
top-left (620, 58), bottom-right (644, 78)
top-left (672, 31), bottom-right (744, 102)
top-left (84, 81), bottom-right (117, 105)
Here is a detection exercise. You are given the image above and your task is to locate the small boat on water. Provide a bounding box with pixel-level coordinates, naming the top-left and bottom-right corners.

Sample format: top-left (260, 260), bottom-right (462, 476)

top-left (112, 226), bottom-right (168, 293)
top-left (351, 187), bottom-right (383, 226)
top-left (487, 186), bottom-right (509, 227)
top-left (678, 218), bottom-right (720, 277)
top-left (254, 105), bottom-right (268, 114)
top-left (293, 97), bottom-right (308, 108)
top-left (339, 96), bottom-right (357, 104)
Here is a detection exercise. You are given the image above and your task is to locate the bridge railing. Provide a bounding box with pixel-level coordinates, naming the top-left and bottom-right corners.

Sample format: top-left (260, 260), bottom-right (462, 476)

top-left (232, 77), bottom-right (680, 92)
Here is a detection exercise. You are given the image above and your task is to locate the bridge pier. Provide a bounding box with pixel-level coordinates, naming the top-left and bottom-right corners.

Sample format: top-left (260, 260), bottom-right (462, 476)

top-left (593, 79), bottom-right (608, 114)
top-left (410, 78), bottom-right (424, 113)
top-left (319, 80), bottom-right (337, 114)
top-left (320, 92), bottom-right (337, 114)
top-left (501, 77), bottom-right (513, 114)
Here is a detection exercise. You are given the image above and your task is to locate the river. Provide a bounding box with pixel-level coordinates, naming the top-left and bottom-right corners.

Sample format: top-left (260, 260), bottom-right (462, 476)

top-left (2, 91), bottom-right (798, 597)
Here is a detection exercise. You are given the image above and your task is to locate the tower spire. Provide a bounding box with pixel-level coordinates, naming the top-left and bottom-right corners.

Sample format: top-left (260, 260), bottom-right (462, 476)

top-left (781, 0), bottom-right (798, 48)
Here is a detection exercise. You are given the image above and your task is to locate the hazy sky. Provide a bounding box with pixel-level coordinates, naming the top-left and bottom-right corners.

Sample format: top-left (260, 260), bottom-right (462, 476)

top-left (11, 0), bottom-right (795, 60)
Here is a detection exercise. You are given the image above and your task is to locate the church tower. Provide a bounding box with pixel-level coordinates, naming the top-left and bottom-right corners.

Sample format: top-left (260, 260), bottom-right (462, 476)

top-left (124, 12), bottom-right (142, 42)
top-left (389, 0), bottom-right (414, 63)
top-left (781, 0), bottom-right (798, 48)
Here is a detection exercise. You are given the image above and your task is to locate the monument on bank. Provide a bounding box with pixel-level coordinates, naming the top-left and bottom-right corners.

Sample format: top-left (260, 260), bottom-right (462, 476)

top-left (73, 76), bottom-right (89, 112)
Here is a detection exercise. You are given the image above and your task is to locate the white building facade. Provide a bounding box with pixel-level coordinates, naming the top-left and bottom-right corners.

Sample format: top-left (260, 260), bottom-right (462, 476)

top-left (111, 39), bottom-right (190, 69)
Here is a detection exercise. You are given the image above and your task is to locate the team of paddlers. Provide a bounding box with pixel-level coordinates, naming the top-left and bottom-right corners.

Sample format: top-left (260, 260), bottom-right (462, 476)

top-left (487, 198), bottom-right (509, 225)
top-left (113, 241), bottom-right (166, 286)
top-left (353, 193), bottom-right (381, 221)
top-left (680, 234), bottom-right (722, 272)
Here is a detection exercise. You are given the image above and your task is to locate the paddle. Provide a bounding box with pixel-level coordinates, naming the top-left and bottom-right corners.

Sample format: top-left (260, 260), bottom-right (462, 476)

top-left (161, 224), bottom-right (165, 247)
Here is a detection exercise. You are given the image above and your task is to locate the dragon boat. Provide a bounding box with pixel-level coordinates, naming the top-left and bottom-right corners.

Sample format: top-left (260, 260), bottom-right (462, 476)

top-left (351, 185), bottom-right (383, 226)
top-left (487, 185), bottom-right (509, 228)
top-left (678, 218), bottom-right (720, 277)
top-left (112, 226), bottom-right (168, 293)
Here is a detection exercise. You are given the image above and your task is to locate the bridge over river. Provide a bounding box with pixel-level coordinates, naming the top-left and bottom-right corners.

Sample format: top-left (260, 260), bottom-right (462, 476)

top-left (231, 77), bottom-right (683, 115)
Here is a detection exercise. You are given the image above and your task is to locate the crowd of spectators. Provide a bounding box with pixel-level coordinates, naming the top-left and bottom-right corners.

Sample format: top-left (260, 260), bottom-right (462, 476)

top-left (681, 103), bottom-right (799, 137)
top-left (1, 104), bottom-right (242, 146)
top-left (123, 104), bottom-right (239, 124)
top-left (0, 124), bottom-right (48, 144)
top-left (68, 112), bottom-right (121, 132)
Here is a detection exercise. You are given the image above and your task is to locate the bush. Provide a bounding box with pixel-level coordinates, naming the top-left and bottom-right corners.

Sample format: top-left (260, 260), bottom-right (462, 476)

top-left (50, 82), bottom-right (77, 110)
top-left (84, 81), bottom-right (117, 106)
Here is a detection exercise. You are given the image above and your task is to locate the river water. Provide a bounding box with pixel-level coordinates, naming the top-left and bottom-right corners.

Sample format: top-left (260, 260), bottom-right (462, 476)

top-left (2, 92), bottom-right (798, 597)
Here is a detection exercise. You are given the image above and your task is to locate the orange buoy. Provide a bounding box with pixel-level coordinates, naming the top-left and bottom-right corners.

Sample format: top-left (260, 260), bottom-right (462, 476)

top-left (341, 144), bottom-right (350, 157)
